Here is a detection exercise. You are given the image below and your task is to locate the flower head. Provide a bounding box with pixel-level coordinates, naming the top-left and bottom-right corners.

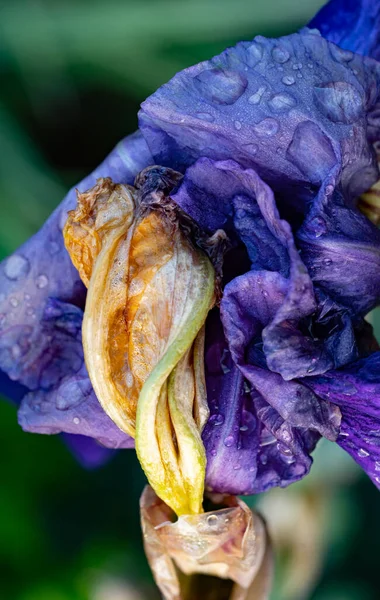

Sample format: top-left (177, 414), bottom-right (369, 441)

top-left (2, 2), bottom-right (380, 504)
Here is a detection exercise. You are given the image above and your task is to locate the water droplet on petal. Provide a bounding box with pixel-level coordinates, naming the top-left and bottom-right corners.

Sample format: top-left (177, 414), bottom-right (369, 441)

top-left (49, 241), bottom-right (60, 255)
top-left (269, 93), bottom-right (296, 112)
top-left (196, 112), bottom-right (214, 122)
top-left (375, 461), bottom-right (380, 471)
top-left (331, 45), bottom-right (354, 63)
top-left (246, 41), bottom-right (264, 67)
top-left (35, 274), bottom-right (49, 289)
top-left (313, 81), bottom-right (363, 124)
top-left (26, 307), bottom-right (35, 316)
top-left (358, 448), bottom-right (369, 458)
top-left (234, 120), bottom-right (242, 130)
top-left (309, 216), bottom-right (327, 237)
top-left (272, 46), bottom-right (290, 63)
top-left (9, 297), bottom-right (19, 308)
top-left (4, 255), bottom-right (30, 280)
top-left (260, 453), bottom-right (268, 465)
top-left (206, 514), bottom-right (219, 527)
top-left (245, 143), bottom-right (259, 155)
top-left (224, 435), bottom-right (235, 448)
top-left (11, 344), bottom-right (22, 359)
top-left (323, 258), bottom-right (332, 266)
top-left (325, 184), bottom-right (334, 195)
top-left (282, 75), bottom-right (295, 86)
top-left (73, 417), bottom-right (81, 425)
top-left (233, 464), bottom-right (241, 470)
top-left (253, 118), bottom-right (279, 137)
top-left (248, 86), bottom-right (266, 105)
top-left (194, 68), bottom-right (247, 105)
top-left (209, 413), bottom-right (224, 426)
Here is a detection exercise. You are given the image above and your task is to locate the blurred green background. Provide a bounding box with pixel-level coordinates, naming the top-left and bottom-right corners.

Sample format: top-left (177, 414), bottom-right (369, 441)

top-left (0, 1), bottom-right (379, 598)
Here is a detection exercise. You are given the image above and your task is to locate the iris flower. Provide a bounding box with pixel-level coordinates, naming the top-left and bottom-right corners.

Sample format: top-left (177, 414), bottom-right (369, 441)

top-left (2, 0), bottom-right (380, 596)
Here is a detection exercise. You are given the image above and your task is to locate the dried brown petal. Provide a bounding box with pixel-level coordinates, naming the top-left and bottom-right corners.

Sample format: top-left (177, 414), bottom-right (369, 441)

top-left (63, 178), bottom-right (135, 286)
top-left (140, 486), bottom-right (273, 600)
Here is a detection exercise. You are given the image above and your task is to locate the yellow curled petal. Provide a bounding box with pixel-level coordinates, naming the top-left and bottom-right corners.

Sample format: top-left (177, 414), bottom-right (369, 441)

top-left (135, 219), bottom-right (215, 515)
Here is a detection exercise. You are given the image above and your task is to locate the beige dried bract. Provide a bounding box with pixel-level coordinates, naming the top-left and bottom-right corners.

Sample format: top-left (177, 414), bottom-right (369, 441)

top-left (140, 486), bottom-right (273, 600)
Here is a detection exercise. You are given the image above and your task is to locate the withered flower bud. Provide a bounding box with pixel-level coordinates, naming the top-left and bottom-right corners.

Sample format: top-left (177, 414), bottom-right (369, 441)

top-left (64, 170), bottom-right (221, 516)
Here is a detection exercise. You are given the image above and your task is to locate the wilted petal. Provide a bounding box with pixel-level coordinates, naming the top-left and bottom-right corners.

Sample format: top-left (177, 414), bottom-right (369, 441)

top-left (203, 313), bottom-right (319, 495)
top-left (298, 180), bottom-right (380, 317)
top-left (140, 31), bottom-right (380, 203)
top-left (221, 272), bottom-right (340, 440)
top-left (307, 352), bottom-right (380, 489)
top-left (309, 0), bottom-right (380, 61)
top-left (140, 485), bottom-right (272, 600)
top-left (0, 131), bottom-right (153, 420)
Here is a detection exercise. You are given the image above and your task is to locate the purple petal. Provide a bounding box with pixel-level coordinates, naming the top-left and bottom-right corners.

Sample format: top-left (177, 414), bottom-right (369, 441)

top-left (309, 0), bottom-right (380, 61)
top-left (140, 31), bottom-right (380, 202)
top-left (62, 434), bottom-right (116, 469)
top-left (16, 299), bottom-right (133, 448)
top-left (306, 353), bottom-right (380, 489)
top-left (298, 179), bottom-right (380, 316)
top-left (203, 312), bottom-right (319, 495)
top-left (0, 131), bottom-right (152, 439)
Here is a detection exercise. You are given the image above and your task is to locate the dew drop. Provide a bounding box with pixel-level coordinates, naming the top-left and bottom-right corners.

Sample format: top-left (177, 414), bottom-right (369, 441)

top-left (253, 118), bottom-right (279, 137)
top-left (234, 120), bottom-right (242, 130)
top-left (35, 274), bottom-right (49, 289)
top-left (9, 297), bottom-right (19, 308)
top-left (358, 448), bottom-right (369, 458)
top-left (309, 216), bottom-right (327, 237)
top-left (246, 41), bottom-right (264, 67)
top-left (206, 514), bottom-right (219, 527)
top-left (49, 241), bottom-right (60, 255)
top-left (224, 435), bottom-right (235, 448)
top-left (194, 68), bottom-right (247, 105)
top-left (249, 466), bottom-right (256, 472)
top-left (11, 344), bottom-right (22, 359)
top-left (375, 461), bottom-right (380, 471)
top-left (313, 81), bottom-right (363, 124)
top-left (248, 86), bottom-right (266, 105)
top-left (4, 255), bottom-right (30, 280)
top-left (331, 45), bottom-right (354, 63)
top-left (240, 425), bottom-right (249, 432)
top-left (272, 46), bottom-right (290, 64)
top-left (73, 417), bottom-right (80, 425)
top-left (26, 307), bottom-right (35, 316)
top-left (210, 413), bottom-right (224, 426)
top-left (245, 143), bottom-right (259, 155)
top-left (323, 258), bottom-right (332, 266)
top-left (282, 75), bottom-right (295, 86)
top-left (233, 464), bottom-right (241, 470)
top-left (325, 184), bottom-right (334, 196)
top-left (260, 454), bottom-right (268, 465)
top-left (196, 112), bottom-right (214, 122)
top-left (269, 93), bottom-right (296, 113)
top-left (126, 372), bottom-right (134, 388)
